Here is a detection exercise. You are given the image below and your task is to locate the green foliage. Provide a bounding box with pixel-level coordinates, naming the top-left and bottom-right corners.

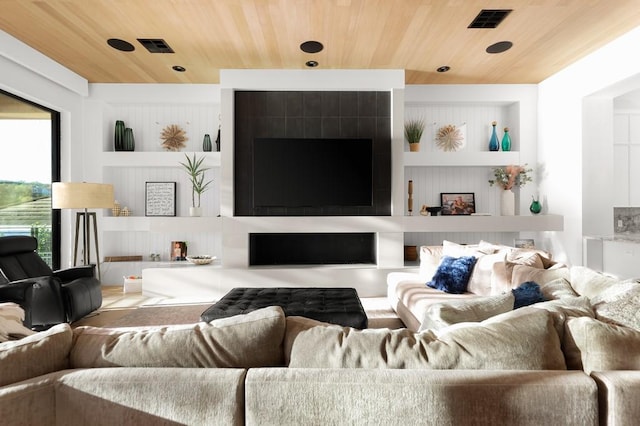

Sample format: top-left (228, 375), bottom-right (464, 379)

top-left (404, 118), bottom-right (426, 144)
top-left (179, 154), bottom-right (213, 208)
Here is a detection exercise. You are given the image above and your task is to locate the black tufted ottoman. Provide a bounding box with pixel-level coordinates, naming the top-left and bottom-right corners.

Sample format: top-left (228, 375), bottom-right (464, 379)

top-left (200, 287), bottom-right (368, 329)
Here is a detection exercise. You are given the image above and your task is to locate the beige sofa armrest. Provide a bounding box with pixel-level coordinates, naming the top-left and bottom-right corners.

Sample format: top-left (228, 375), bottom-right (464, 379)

top-left (591, 371), bottom-right (640, 426)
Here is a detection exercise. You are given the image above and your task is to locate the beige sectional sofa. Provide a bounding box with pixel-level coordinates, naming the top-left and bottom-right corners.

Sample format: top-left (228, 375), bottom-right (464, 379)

top-left (1, 240), bottom-right (639, 425)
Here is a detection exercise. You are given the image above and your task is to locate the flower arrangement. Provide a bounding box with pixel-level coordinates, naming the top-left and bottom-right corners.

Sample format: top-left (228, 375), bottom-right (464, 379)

top-left (488, 164), bottom-right (533, 190)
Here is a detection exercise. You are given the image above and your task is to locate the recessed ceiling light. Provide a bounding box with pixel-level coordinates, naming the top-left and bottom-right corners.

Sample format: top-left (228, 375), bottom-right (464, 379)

top-left (300, 41), bottom-right (323, 53)
top-left (107, 38), bottom-right (135, 52)
top-left (436, 66), bottom-right (450, 73)
top-left (172, 65), bottom-right (186, 72)
top-left (486, 41), bottom-right (513, 54)
top-left (305, 60), bottom-right (319, 68)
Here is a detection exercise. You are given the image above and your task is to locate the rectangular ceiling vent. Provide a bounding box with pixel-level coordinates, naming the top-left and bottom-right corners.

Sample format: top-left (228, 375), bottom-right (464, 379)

top-left (468, 9), bottom-right (512, 29)
top-left (137, 38), bottom-right (175, 53)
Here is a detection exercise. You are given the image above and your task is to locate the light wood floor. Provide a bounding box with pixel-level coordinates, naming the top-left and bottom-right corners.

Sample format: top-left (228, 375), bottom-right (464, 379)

top-left (87, 285), bottom-right (405, 329)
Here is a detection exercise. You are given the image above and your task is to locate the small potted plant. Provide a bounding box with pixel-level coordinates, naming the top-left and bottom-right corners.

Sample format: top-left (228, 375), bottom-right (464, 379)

top-left (404, 118), bottom-right (425, 152)
top-left (180, 153), bottom-right (213, 216)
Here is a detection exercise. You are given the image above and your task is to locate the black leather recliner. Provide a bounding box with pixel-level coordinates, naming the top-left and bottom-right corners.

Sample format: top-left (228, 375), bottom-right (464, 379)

top-left (0, 236), bottom-right (102, 330)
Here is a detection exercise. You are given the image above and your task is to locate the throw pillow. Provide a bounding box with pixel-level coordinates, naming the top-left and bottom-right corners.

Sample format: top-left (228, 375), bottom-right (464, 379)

top-left (288, 307), bottom-right (566, 370)
top-left (428, 255), bottom-right (478, 294)
top-left (566, 316), bottom-right (640, 374)
top-left (539, 277), bottom-right (579, 300)
top-left (569, 266), bottom-right (621, 300)
top-left (419, 292), bottom-right (515, 331)
top-left (594, 284), bottom-right (640, 331)
top-left (512, 281), bottom-right (546, 309)
top-left (466, 252), bottom-right (507, 296)
top-left (0, 323), bottom-right (72, 387)
top-left (418, 245), bottom-right (444, 281)
top-left (490, 253), bottom-right (546, 295)
top-left (442, 240), bottom-right (497, 259)
top-left (510, 264), bottom-right (570, 290)
top-left (0, 302), bottom-right (36, 342)
top-left (71, 306), bottom-right (286, 368)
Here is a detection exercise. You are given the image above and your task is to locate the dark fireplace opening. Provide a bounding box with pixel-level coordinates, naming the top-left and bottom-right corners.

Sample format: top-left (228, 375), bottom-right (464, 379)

top-left (249, 233), bottom-right (376, 266)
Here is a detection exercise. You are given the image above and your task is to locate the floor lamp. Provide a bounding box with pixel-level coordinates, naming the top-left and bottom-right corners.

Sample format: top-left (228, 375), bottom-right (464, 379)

top-left (52, 182), bottom-right (114, 281)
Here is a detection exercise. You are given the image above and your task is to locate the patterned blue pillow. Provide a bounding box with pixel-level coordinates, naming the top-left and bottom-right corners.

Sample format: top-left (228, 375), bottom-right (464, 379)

top-left (512, 281), bottom-right (546, 308)
top-left (427, 255), bottom-right (478, 294)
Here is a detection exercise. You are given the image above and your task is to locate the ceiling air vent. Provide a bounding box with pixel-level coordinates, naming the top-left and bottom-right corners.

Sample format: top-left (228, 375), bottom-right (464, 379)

top-left (137, 38), bottom-right (175, 53)
top-left (468, 9), bottom-right (512, 29)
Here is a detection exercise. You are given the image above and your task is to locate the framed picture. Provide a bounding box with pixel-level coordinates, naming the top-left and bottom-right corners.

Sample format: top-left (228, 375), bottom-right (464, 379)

top-left (515, 238), bottom-right (535, 249)
top-left (171, 241), bottom-right (188, 261)
top-left (440, 192), bottom-right (476, 215)
top-left (145, 181), bottom-right (176, 217)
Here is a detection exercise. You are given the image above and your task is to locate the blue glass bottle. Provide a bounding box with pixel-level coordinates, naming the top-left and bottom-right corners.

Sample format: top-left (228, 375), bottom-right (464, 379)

top-left (501, 127), bottom-right (511, 152)
top-left (489, 121), bottom-right (499, 151)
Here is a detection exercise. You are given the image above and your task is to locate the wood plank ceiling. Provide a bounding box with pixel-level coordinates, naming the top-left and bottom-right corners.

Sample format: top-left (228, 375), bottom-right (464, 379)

top-left (1, 0), bottom-right (640, 85)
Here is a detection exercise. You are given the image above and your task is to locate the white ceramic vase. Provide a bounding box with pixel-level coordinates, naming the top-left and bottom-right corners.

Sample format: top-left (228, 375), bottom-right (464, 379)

top-left (500, 190), bottom-right (515, 216)
top-left (189, 207), bottom-right (202, 217)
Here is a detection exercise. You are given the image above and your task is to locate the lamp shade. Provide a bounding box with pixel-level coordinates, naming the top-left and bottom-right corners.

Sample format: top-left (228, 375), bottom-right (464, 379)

top-left (52, 182), bottom-right (114, 209)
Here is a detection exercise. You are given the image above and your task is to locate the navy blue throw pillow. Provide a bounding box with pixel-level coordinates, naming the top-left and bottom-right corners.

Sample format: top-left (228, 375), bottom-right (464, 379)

top-left (427, 255), bottom-right (478, 294)
top-left (512, 281), bottom-right (546, 309)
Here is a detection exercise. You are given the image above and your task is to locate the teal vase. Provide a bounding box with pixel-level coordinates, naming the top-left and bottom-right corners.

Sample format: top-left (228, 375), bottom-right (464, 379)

top-left (203, 134), bottom-right (212, 152)
top-left (501, 127), bottom-right (511, 152)
top-left (530, 197), bottom-right (542, 214)
top-left (114, 120), bottom-right (125, 151)
top-left (123, 128), bottom-right (135, 151)
top-left (489, 121), bottom-right (499, 151)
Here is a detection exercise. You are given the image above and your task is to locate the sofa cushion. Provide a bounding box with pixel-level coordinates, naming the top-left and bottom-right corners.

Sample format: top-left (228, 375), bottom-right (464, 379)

top-left (491, 252), bottom-right (546, 295)
top-left (418, 245), bottom-right (443, 281)
top-left (428, 256), bottom-right (478, 294)
top-left (0, 323), bottom-right (72, 387)
top-left (566, 316), bottom-right (640, 374)
top-left (569, 266), bottom-right (623, 300)
top-left (593, 284), bottom-right (640, 331)
top-left (71, 306), bottom-right (286, 368)
top-left (510, 264), bottom-right (570, 289)
top-left (419, 292), bottom-right (515, 331)
top-left (539, 277), bottom-right (579, 300)
top-left (288, 307), bottom-right (566, 370)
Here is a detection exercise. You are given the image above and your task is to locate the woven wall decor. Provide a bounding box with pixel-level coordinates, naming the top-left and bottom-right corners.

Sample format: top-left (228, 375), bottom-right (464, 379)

top-left (161, 124), bottom-right (188, 151)
top-left (435, 124), bottom-right (465, 152)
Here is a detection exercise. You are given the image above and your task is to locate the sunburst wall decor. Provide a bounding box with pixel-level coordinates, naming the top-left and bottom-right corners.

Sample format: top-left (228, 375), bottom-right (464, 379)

top-left (435, 124), bottom-right (465, 152)
top-left (161, 124), bottom-right (188, 151)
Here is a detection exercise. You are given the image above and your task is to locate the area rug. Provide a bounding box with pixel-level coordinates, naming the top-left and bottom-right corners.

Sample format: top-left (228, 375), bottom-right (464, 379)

top-left (74, 297), bottom-right (404, 329)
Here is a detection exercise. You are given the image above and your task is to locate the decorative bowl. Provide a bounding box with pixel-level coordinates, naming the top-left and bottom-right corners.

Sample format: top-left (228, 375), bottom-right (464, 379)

top-left (420, 206), bottom-right (442, 216)
top-left (186, 255), bottom-right (216, 265)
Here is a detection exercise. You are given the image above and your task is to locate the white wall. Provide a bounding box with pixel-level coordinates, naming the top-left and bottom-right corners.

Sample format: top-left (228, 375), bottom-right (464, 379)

top-left (538, 25), bottom-right (640, 265)
top-left (0, 30), bottom-right (88, 268)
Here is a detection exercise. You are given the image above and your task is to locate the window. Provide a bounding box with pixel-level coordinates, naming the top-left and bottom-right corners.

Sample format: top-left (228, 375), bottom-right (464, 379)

top-left (0, 90), bottom-right (61, 269)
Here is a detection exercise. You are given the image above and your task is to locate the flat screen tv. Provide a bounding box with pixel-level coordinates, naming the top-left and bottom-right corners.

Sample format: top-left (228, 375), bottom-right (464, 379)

top-left (253, 138), bottom-right (373, 208)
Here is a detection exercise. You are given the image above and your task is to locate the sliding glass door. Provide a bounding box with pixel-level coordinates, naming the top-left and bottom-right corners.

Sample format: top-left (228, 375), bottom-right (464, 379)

top-left (0, 89), bottom-right (60, 269)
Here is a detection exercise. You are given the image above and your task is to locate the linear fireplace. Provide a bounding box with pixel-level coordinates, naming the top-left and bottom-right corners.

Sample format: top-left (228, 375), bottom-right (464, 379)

top-left (249, 233), bottom-right (376, 266)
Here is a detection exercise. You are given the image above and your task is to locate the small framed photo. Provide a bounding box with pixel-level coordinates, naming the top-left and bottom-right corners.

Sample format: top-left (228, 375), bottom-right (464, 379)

top-left (440, 192), bottom-right (476, 215)
top-left (145, 181), bottom-right (176, 217)
top-left (515, 238), bottom-right (535, 249)
top-left (171, 241), bottom-right (188, 261)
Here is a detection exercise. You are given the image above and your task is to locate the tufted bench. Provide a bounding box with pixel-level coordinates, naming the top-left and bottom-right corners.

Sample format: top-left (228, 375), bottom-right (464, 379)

top-left (200, 287), bottom-right (368, 329)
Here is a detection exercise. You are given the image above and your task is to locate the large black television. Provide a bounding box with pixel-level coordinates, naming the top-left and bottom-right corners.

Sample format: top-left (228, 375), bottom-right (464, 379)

top-left (252, 138), bottom-right (373, 208)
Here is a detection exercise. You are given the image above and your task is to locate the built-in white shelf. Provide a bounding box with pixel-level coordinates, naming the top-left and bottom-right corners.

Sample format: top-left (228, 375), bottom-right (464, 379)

top-left (402, 214), bottom-right (564, 233)
top-left (403, 151), bottom-right (520, 167)
top-left (102, 216), bottom-right (223, 232)
top-left (100, 151), bottom-right (221, 167)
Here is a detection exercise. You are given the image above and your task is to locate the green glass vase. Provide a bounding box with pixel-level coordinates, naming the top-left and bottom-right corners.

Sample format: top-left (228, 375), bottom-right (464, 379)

top-left (530, 196), bottom-right (542, 214)
top-left (114, 120), bottom-right (125, 151)
top-left (489, 121), bottom-right (499, 151)
top-left (501, 127), bottom-right (511, 152)
top-left (123, 128), bottom-right (135, 151)
top-left (203, 134), bottom-right (212, 152)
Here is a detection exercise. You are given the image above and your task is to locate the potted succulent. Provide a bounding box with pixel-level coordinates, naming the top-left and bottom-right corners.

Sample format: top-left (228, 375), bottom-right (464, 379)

top-left (180, 153), bottom-right (213, 216)
top-left (404, 118), bottom-right (425, 152)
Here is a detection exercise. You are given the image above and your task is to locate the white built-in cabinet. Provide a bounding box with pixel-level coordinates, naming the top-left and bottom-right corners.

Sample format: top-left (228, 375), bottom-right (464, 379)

top-left (613, 112), bottom-right (640, 206)
top-left (89, 81), bottom-right (563, 294)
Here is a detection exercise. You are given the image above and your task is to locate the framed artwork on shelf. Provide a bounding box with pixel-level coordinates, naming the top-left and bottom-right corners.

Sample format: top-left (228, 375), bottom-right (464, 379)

top-left (440, 193), bottom-right (476, 215)
top-left (515, 238), bottom-right (535, 249)
top-left (171, 241), bottom-right (187, 261)
top-left (145, 181), bottom-right (176, 217)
